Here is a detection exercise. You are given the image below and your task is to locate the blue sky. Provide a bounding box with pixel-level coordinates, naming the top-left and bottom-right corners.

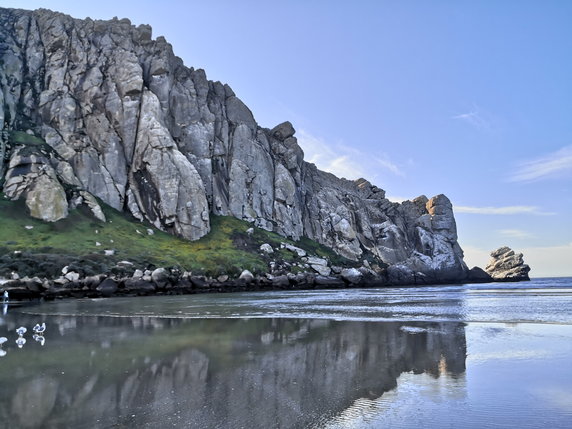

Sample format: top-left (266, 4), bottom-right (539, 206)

top-left (6, 0), bottom-right (572, 276)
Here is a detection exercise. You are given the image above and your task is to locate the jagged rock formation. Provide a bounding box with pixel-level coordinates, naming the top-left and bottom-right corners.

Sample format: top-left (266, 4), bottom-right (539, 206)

top-left (0, 7), bottom-right (468, 282)
top-left (485, 246), bottom-right (530, 281)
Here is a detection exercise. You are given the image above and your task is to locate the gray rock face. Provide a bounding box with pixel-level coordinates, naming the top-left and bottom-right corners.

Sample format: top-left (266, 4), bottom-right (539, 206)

top-left (485, 246), bottom-right (530, 281)
top-left (467, 266), bottom-right (493, 283)
top-left (0, 7), bottom-right (468, 282)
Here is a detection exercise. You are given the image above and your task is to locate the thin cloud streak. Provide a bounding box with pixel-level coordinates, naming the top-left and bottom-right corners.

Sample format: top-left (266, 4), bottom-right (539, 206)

top-left (451, 104), bottom-right (492, 131)
top-left (374, 156), bottom-right (405, 177)
top-left (509, 145), bottom-right (572, 182)
top-left (498, 229), bottom-right (534, 239)
top-left (455, 205), bottom-right (555, 215)
top-left (297, 129), bottom-right (405, 180)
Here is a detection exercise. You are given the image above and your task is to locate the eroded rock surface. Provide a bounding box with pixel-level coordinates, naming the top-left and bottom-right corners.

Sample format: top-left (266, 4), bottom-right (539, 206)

top-left (0, 7), bottom-right (468, 282)
top-left (485, 246), bottom-right (530, 281)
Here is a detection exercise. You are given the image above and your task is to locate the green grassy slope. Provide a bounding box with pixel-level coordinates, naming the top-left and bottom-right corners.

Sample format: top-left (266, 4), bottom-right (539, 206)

top-left (0, 193), bottom-right (352, 279)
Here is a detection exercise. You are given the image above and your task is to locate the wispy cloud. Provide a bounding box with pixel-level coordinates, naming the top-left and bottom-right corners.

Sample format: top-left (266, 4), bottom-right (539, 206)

top-left (374, 156), bottom-right (405, 177)
top-left (297, 129), bottom-right (405, 180)
top-left (509, 145), bottom-right (572, 182)
top-left (455, 205), bottom-right (554, 215)
top-left (498, 229), bottom-right (534, 239)
top-left (451, 103), bottom-right (492, 131)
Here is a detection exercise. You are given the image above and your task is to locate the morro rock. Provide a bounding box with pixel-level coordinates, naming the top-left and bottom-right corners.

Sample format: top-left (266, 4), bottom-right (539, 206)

top-left (0, 7), bottom-right (470, 284)
top-left (485, 246), bottom-right (530, 281)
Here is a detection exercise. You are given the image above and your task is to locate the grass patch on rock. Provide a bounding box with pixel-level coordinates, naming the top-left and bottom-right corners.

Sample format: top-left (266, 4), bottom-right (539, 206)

top-left (0, 193), bottom-right (353, 278)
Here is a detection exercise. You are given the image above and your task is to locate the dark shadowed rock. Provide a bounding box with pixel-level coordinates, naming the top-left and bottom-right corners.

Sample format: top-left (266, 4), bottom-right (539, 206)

top-left (123, 278), bottom-right (156, 294)
top-left (467, 266), bottom-right (493, 283)
top-left (96, 278), bottom-right (118, 296)
top-left (271, 122), bottom-right (296, 141)
top-left (271, 275), bottom-right (290, 287)
top-left (314, 276), bottom-right (345, 287)
top-left (190, 276), bottom-right (208, 288)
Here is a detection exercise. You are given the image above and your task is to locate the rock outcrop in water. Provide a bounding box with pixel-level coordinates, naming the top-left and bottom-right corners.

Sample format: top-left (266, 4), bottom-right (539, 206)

top-left (485, 246), bottom-right (530, 281)
top-left (0, 7), bottom-right (469, 283)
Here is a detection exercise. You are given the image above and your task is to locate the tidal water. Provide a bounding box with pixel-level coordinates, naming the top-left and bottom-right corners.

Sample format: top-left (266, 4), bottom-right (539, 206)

top-left (0, 278), bottom-right (571, 428)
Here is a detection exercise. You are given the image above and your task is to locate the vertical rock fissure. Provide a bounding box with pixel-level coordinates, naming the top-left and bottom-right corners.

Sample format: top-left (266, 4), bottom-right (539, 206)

top-left (123, 81), bottom-right (147, 215)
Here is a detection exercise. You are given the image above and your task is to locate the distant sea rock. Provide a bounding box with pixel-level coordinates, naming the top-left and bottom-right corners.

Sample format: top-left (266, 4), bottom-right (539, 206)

top-left (485, 246), bottom-right (530, 281)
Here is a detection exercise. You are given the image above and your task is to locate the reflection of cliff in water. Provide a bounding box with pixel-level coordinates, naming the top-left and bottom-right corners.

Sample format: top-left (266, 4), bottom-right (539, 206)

top-left (0, 316), bottom-right (466, 428)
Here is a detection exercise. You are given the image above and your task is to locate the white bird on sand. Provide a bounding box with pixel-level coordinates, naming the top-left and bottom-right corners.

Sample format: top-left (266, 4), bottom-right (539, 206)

top-left (16, 326), bottom-right (27, 336)
top-left (33, 323), bottom-right (46, 334)
top-left (16, 337), bottom-right (26, 348)
top-left (33, 334), bottom-right (45, 346)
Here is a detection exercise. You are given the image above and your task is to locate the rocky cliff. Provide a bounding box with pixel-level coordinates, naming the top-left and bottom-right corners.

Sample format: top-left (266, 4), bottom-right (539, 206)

top-left (0, 7), bottom-right (468, 282)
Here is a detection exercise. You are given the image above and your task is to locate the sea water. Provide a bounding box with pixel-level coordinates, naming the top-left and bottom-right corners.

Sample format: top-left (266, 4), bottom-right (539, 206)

top-left (0, 278), bottom-right (571, 428)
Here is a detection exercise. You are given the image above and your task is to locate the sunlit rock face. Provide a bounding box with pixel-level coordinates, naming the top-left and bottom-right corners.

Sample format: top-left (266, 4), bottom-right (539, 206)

top-left (0, 7), bottom-right (468, 279)
top-left (0, 317), bottom-right (467, 428)
top-left (485, 246), bottom-right (531, 281)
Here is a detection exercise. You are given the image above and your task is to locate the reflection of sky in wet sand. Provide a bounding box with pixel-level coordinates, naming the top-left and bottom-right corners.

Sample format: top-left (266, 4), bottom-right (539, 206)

top-left (319, 322), bottom-right (572, 429)
top-left (0, 315), bottom-right (467, 428)
top-left (0, 278), bottom-right (571, 428)
top-left (530, 387), bottom-right (572, 412)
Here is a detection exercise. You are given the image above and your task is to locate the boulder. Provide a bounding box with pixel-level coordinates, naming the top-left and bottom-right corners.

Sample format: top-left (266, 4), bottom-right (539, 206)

top-left (239, 270), bottom-right (254, 283)
top-left (64, 271), bottom-right (80, 282)
top-left (341, 268), bottom-right (363, 285)
top-left (271, 275), bottom-right (290, 287)
top-left (123, 279), bottom-right (156, 294)
top-left (151, 268), bottom-right (170, 287)
top-left (485, 247), bottom-right (530, 281)
top-left (281, 243), bottom-right (306, 257)
top-left (96, 278), bottom-right (118, 296)
top-left (303, 256), bottom-right (331, 276)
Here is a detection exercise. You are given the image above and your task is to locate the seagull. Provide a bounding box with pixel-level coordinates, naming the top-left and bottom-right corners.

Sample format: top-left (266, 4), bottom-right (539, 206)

top-left (33, 323), bottom-right (46, 334)
top-left (2, 291), bottom-right (7, 303)
top-left (16, 326), bottom-right (27, 336)
top-left (16, 337), bottom-right (26, 348)
top-left (0, 337), bottom-right (7, 345)
top-left (33, 334), bottom-right (45, 346)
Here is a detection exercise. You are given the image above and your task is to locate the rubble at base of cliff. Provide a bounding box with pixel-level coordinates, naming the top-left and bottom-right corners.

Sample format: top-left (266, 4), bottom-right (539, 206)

top-left (0, 252), bottom-right (460, 301)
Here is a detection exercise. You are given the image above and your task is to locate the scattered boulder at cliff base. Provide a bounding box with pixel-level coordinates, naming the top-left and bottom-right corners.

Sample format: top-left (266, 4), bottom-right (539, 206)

top-left (485, 246), bottom-right (530, 281)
